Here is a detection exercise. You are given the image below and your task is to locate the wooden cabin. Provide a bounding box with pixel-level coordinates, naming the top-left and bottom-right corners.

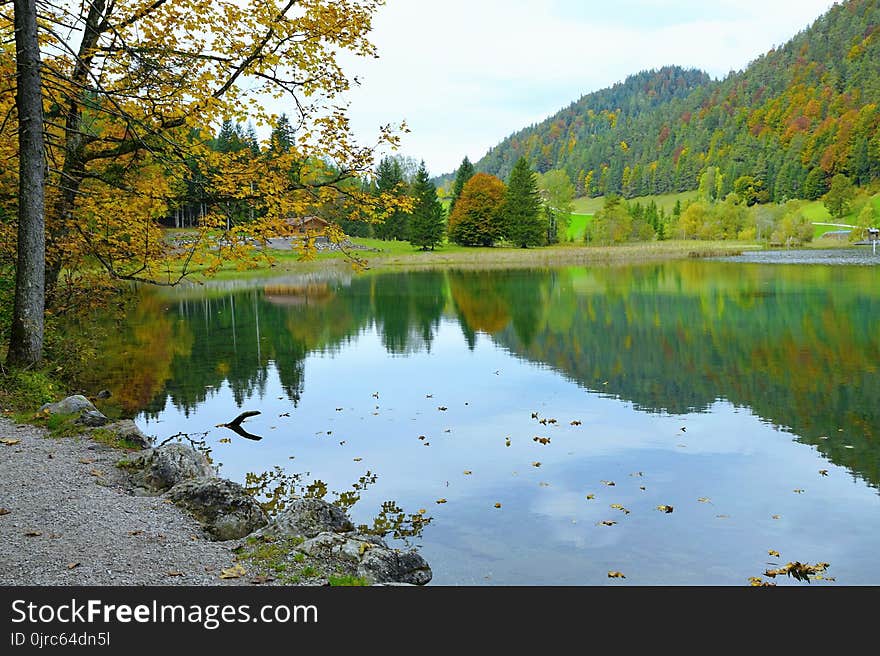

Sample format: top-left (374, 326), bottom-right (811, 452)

top-left (283, 215), bottom-right (330, 236)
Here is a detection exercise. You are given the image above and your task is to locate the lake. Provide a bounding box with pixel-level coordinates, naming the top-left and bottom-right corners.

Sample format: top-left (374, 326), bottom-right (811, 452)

top-left (78, 254), bottom-right (880, 585)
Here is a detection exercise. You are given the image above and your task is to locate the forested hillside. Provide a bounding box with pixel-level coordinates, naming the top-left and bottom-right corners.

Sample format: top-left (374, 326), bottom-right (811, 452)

top-left (469, 0), bottom-right (880, 202)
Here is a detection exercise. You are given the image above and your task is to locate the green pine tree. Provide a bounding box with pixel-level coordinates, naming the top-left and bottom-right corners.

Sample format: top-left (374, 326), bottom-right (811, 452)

top-left (504, 157), bottom-right (545, 248)
top-left (449, 157), bottom-right (475, 216)
top-left (408, 161), bottom-right (446, 250)
top-left (374, 156), bottom-right (408, 241)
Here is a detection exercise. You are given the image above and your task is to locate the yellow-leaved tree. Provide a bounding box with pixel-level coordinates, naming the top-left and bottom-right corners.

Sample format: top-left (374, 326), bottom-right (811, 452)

top-left (2, 0), bottom-right (404, 366)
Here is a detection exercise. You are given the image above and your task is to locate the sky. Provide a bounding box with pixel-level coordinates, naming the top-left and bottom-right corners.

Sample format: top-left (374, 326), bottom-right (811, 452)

top-left (334, 0), bottom-right (838, 177)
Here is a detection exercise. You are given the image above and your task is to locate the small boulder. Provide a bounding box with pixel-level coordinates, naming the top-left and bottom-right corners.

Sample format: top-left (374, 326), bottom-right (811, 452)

top-left (357, 547), bottom-right (432, 586)
top-left (298, 531), bottom-right (384, 563)
top-left (123, 443), bottom-right (214, 493)
top-left (166, 477), bottom-right (268, 541)
top-left (96, 390), bottom-right (112, 399)
top-left (100, 420), bottom-right (152, 449)
top-left (40, 394), bottom-right (96, 415)
top-left (77, 409), bottom-right (109, 427)
top-left (259, 498), bottom-right (354, 539)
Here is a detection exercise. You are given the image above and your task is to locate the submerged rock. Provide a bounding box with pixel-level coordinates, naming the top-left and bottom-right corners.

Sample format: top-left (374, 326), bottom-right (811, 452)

top-left (123, 443), bottom-right (214, 493)
top-left (167, 477), bottom-right (268, 541)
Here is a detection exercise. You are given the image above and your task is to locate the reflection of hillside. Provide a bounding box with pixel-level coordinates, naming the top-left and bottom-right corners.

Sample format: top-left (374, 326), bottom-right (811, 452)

top-left (490, 263), bottom-right (880, 488)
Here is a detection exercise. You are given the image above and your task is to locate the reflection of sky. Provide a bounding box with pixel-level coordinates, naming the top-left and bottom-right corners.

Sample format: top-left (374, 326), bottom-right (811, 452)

top-left (139, 320), bottom-right (880, 586)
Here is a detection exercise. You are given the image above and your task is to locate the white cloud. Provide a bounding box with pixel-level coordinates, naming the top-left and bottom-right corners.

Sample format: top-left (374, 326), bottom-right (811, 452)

top-left (338, 0), bottom-right (837, 176)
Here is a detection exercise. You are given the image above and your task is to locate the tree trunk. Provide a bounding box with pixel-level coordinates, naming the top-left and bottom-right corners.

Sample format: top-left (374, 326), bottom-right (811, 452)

top-left (7, 0), bottom-right (46, 368)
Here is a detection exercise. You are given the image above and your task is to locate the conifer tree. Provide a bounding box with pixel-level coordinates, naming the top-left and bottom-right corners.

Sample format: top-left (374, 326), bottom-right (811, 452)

top-left (408, 162), bottom-right (446, 250)
top-left (504, 157), bottom-right (545, 248)
top-left (449, 157), bottom-right (475, 216)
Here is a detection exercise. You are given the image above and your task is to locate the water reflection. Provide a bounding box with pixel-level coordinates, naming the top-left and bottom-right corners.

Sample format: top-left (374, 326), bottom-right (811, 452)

top-left (82, 261), bottom-right (880, 494)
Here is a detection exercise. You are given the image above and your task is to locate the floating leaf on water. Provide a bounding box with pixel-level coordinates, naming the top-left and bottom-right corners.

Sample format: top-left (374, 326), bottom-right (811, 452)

top-left (585, 494), bottom-right (596, 501)
top-left (570, 421), bottom-right (582, 426)
top-left (418, 435), bottom-right (426, 440)
top-left (531, 412), bottom-right (539, 419)
top-left (716, 514), bottom-right (730, 519)
top-left (426, 394), bottom-right (433, 398)
top-left (639, 486), bottom-right (646, 491)
top-left (219, 564), bottom-right (246, 579)
top-left (629, 471), bottom-right (643, 477)
top-left (279, 412), bottom-right (290, 417)
top-left (339, 441), bottom-right (345, 446)
top-left (372, 392), bottom-right (379, 399)
top-left (610, 504), bottom-right (630, 515)
top-left (598, 520), bottom-right (617, 527)
top-left (600, 480), bottom-right (615, 486)
top-left (436, 498), bottom-right (447, 504)
top-left (697, 497), bottom-right (712, 504)
top-left (218, 438), bottom-right (232, 444)
top-left (423, 442), bottom-right (430, 446)
top-left (748, 577), bottom-right (776, 587)
top-left (764, 561), bottom-right (830, 583)
top-left (353, 457), bottom-right (363, 462)
top-left (438, 407), bottom-right (448, 411)
top-left (505, 437), bottom-right (511, 447)
top-left (532, 462), bottom-right (542, 468)
top-left (771, 515), bottom-right (781, 520)
top-left (0, 438), bottom-right (21, 446)
top-left (819, 470), bottom-right (828, 476)
top-left (768, 550), bottom-right (781, 558)
top-left (607, 571), bottom-right (626, 579)
top-left (533, 437), bottom-right (551, 445)
top-left (656, 505), bottom-right (674, 513)
top-left (336, 408), bottom-right (343, 411)
top-left (793, 489), bottom-right (804, 494)
top-left (539, 482), bottom-right (550, 487)
top-left (463, 470), bottom-right (473, 475)
top-left (418, 509), bottom-right (427, 515)
top-left (494, 503), bottom-right (502, 508)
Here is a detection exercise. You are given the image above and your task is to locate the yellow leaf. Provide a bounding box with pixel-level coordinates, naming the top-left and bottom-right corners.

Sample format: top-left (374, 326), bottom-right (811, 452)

top-left (220, 564), bottom-right (246, 579)
top-left (0, 438), bottom-right (21, 446)
top-left (436, 498), bottom-right (447, 504)
top-left (607, 571), bottom-right (626, 579)
top-left (494, 503), bottom-right (502, 508)
top-left (585, 494), bottom-right (595, 500)
top-left (656, 505), bottom-right (674, 513)
top-left (769, 550), bottom-right (781, 558)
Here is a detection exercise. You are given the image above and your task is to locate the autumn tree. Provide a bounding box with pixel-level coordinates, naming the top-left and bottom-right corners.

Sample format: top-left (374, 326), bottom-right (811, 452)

top-left (823, 174), bottom-right (856, 219)
top-left (408, 162), bottom-right (445, 251)
top-left (504, 157), bottom-right (544, 248)
top-left (447, 173), bottom-right (506, 247)
top-left (448, 157), bottom-right (475, 216)
top-left (3, 0), bottom-right (401, 365)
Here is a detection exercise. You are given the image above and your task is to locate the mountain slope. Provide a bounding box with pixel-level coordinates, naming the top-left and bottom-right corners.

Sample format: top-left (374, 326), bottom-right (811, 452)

top-left (470, 0), bottom-right (880, 202)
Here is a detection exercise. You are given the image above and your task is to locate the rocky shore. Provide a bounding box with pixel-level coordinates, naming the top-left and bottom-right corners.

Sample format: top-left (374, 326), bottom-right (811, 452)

top-left (0, 396), bottom-right (431, 586)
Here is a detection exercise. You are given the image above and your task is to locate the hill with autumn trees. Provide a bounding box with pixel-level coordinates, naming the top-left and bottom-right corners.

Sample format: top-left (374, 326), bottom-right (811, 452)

top-left (461, 0), bottom-right (880, 202)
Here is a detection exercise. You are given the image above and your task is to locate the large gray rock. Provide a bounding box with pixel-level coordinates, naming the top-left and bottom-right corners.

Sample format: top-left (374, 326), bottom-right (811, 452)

top-left (166, 477), bottom-right (268, 541)
top-left (298, 531), bottom-right (384, 562)
top-left (357, 547), bottom-right (432, 586)
top-left (99, 420), bottom-right (152, 449)
top-left (40, 394), bottom-right (96, 415)
top-left (124, 443), bottom-right (214, 492)
top-left (260, 498), bottom-right (354, 539)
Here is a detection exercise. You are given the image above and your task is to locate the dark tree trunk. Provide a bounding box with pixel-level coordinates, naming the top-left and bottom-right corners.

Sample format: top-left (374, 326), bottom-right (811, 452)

top-left (7, 0), bottom-right (46, 368)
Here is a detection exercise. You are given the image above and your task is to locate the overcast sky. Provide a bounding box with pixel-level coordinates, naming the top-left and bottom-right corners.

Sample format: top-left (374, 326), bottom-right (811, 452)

top-left (337, 0), bottom-right (837, 177)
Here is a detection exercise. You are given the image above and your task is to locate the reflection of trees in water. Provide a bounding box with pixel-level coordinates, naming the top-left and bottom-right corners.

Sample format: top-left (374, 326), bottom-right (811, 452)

top-left (87, 262), bottom-right (880, 488)
top-left (491, 262), bottom-right (880, 489)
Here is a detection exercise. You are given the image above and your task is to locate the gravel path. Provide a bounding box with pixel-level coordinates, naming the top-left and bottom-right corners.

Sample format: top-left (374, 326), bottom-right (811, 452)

top-left (0, 418), bottom-right (251, 586)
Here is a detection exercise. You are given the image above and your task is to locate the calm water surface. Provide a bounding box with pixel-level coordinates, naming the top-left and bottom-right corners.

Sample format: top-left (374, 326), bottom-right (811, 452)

top-left (79, 257), bottom-right (880, 585)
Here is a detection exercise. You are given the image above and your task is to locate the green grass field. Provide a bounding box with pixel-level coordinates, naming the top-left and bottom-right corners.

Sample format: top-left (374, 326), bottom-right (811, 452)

top-left (565, 213), bottom-right (593, 241)
top-left (571, 190), bottom-right (699, 216)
